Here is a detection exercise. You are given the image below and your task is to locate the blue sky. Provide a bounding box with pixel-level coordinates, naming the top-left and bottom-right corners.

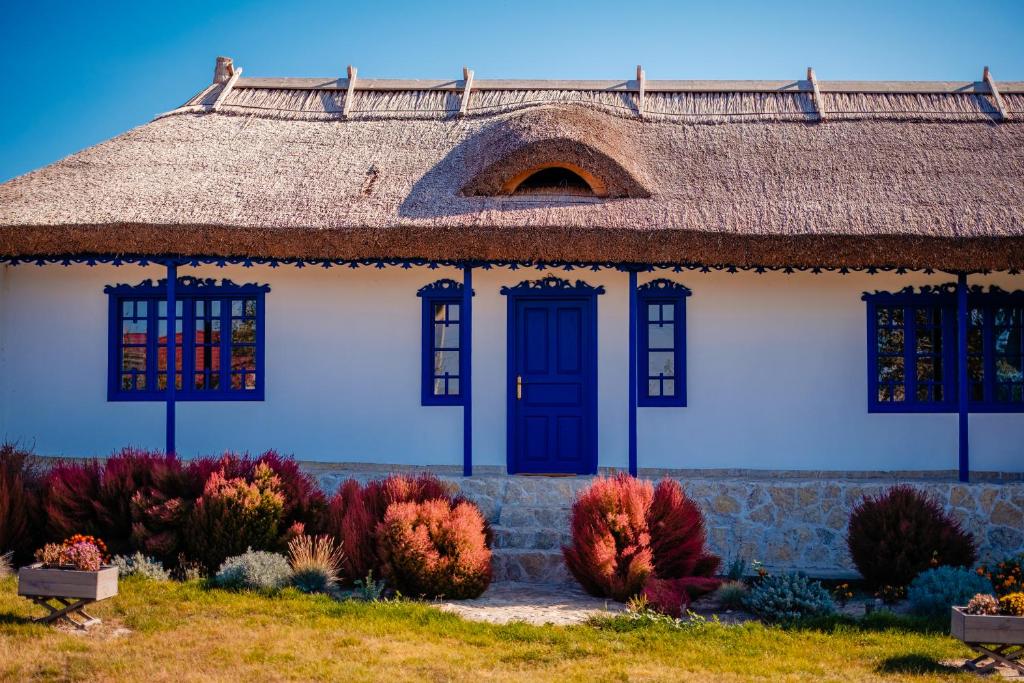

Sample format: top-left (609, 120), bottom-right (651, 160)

top-left (1, 0), bottom-right (1022, 182)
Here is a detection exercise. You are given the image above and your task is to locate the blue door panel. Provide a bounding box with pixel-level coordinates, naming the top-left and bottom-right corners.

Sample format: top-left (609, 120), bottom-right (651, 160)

top-left (509, 296), bottom-right (597, 474)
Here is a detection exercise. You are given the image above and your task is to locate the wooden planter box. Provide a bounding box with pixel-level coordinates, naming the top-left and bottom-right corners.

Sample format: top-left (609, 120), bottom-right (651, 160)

top-left (18, 563), bottom-right (119, 601)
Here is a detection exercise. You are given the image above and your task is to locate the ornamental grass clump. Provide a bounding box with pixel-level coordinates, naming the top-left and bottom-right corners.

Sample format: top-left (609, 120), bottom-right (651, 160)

top-left (0, 444), bottom-right (44, 565)
top-left (847, 485), bottom-right (976, 589)
top-left (214, 549), bottom-right (292, 591)
top-left (562, 474), bottom-right (720, 616)
top-left (184, 462), bottom-right (286, 572)
top-left (288, 535), bottom-right (344, 593)
top-left (377, 498), bottom-right (492, 599)
top-left (907, 566), bottom-right (993, 618)
top-left (112, 553), bottom-right (170, 581)
top-left (0, 551), bottom-right (12, 579)
top-left (742, 573), bottom-right (835, 623)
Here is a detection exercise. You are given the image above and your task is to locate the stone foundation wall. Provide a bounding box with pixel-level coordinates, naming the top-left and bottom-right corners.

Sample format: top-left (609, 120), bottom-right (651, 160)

top-left (308, 465), bottom-right (1024, 581)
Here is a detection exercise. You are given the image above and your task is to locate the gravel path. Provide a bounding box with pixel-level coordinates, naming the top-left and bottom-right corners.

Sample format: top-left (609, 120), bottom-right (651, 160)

top-left (435, 582), bottom-right (625, 625)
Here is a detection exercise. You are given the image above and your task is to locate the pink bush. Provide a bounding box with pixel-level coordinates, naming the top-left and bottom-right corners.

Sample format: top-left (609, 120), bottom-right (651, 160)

top-left (562, 474), bottom-right (721, 613)
top-left (377, 498), bottom-right (492, 599)
top-left (0, 444), bottom-right (44, 564)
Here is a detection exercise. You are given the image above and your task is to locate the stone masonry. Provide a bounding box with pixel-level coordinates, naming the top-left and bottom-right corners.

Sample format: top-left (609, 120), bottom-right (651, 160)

top-left (307, 465), bottom-right (1024, 583)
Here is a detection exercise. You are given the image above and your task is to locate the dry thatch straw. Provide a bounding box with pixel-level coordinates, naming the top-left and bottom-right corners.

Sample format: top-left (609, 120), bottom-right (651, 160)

top-left (1, 77), bottom-right (1023, 271)
top-left (287, 535), bottom-right (344, 592)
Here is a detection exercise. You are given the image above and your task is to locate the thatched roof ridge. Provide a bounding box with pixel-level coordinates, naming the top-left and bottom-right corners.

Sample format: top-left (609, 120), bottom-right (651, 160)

top-left (2, 69), bottom-right (1024, 270)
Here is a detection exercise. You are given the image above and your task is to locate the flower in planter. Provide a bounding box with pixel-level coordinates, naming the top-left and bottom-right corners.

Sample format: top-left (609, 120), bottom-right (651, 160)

top-left (34, 536), bottom-right (107, 571)
top-left (61, 542), bottom-right (102, 572)
top-left (965, 593), bottom-right (999, 615)
top-left (1000, 592), bottom-right (1024, 617)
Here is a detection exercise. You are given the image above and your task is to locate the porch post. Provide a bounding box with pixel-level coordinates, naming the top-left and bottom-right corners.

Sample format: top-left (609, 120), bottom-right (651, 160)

top-left (462, 264), bottom-right (473, 477)
top-left (628, 269), bottom-right (638, 477)
top-left (165, 260), bottom-right (177, 456)
top-left (956, 272), bottom-right (969, 483)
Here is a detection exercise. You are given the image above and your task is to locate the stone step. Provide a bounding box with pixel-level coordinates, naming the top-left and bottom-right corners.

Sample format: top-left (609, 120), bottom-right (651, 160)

top-left (491, 524), bottom-right (572, 550)
top-left (491, 548), bottom-right (571, 584)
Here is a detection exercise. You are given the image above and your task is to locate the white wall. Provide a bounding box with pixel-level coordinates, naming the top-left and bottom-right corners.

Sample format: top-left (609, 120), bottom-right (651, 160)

top-left (0, 262), bottom-right (1021, 472)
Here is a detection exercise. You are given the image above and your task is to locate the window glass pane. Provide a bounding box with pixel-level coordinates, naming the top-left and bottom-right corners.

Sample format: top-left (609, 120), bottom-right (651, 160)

top-left (447, 378), bottom-right (460, 395)
top-left (648, 351), bottom-right (674, 378)
top-left (433, 377), bottom-right (446, 396)
top-left (195, 300), bottom-right (205, 315)
top-left (231, 300), bottom-right (243, 317)
top-left (122, 348), bottom-right (146, 372)
top-left (232, 346), bottom-right (256, 371)
top-left (433, 303), bottom-right (446, 321)
top-left (662, 379), bottom-right (675, 397)
top-left (878, 356), bottom-right (904, 385)
top-left (244, 299), bottom-right (257, 317)
top-left (660, 304), bottom-right (674, 322)
top-left (877, 328), bottom-right (903, 354)
top-left (916, 358), bottom-right (935, 382)
top-left (447, 303), bottom-right (459, 322)
top-left (648, 323), bottom-right (673, 349)
top-left (997, 356), bottom-right (1023, 384)
top-left (434, 350), bottom-right (459, 376)
top-left (434, 322), bottom-right (459, 350)
top-left (647, 304), bottom-right (660, 321)
top-left (232, 318), bottom-right (255, 344)
top-left (648, 379), bottom-right (661, 396)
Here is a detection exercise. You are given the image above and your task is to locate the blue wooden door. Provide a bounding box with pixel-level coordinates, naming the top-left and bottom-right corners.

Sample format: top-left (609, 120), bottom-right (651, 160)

top-left (509, 297), bottom-right (597, 474)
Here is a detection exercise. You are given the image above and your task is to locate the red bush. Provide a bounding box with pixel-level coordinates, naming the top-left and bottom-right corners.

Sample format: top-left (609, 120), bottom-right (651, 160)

top-left (377, 498), bottom-right (492, 599)
top-left (43, 448), bottom-right (186, 556)
top-left (0, 444), bottom-right (44, 564)
top-left (847, 484), bottom-right (977, 589)
top-left (562, 474), bottom-right (720, 611)
top-left (325, 473), bottom-right (463, 584)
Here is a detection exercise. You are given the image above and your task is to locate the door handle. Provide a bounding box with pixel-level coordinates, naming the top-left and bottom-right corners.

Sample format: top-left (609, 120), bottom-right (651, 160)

top-left (516, 375), bottom-right (523, 400)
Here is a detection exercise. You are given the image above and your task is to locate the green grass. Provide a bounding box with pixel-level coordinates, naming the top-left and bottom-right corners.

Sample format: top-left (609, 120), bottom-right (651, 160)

top-left (0, 577), bottom-right (978, 682)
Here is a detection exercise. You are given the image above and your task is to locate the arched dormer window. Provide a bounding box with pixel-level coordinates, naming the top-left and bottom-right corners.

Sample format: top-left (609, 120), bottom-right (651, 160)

top-left (501, 164), bottom-right (606, 198)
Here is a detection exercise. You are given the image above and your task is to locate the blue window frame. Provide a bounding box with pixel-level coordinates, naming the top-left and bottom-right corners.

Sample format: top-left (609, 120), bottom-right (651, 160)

top-left (105, 277), bottom-right (269, 401)
top-left (418, 279), bottom-right (468, 406)
top-left (637, 279), bottom-right (691, 407)
top-left (863, 285), bottom-right (1024, 413)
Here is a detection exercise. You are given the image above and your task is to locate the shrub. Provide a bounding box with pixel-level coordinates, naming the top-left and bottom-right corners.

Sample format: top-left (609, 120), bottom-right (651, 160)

top-left (288, 535), bottom-right (344, 593)
top-left (1000, 592), bottom-right (1024, 617)
top-left (965, 593), bottom-right (999, 615)
top-left (562, 475), bottom-right (720, 611)
top-left (326, 473), bottom-right (457, 584)
top-left (0, 444), bottom-right (44, 565)
top-left (831, 582), bottom-right (854, 607)
top-left (714, 580), bottom-right (748, 611)
top-left (978, 554), bottom-right (1024, 597)
top-left (255, 451), bottom-right (328, 535)
top-left (907, 566), bottom-right (993, 618)
top-left (184, 462), bottom-right (286, 571)
top-left (742, 573), bottom-right (835, 622)
top-left (377, 498), bottom-right (492, 599)
top-left (112, 553), bottom-right (170, 581)
top-left (213, 549), bottom-right (292, 591)
top-left (847, 485), bottom-right (976, 589)
top-left (44, 449), bottom-right (190, 557)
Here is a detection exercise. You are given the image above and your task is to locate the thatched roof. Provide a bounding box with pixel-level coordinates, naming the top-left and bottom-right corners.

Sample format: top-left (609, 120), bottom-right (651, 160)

top-left (2, 60), bottom-right (1023, 270)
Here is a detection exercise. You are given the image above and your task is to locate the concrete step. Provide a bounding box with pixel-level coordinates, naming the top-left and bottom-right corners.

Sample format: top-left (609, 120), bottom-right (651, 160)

top-left (491, 548), bottom-right (571, 584)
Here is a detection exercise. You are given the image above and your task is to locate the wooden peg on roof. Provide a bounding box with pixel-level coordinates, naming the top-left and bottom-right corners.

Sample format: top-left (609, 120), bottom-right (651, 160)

top-left (213, 56), bottom-right (234, 84)
top-left (459, 66), bottom-right (475, 117)
top-left (807, 66), bottom-right (825, 122)
top-left (343, 65), bottom-right (358, 119)
top-left (983, 66), bottom-right (1010, 121)
top-left (636, 65), bottom-right (646, 118)
top-left (211, 65), bottom-right (242, 111)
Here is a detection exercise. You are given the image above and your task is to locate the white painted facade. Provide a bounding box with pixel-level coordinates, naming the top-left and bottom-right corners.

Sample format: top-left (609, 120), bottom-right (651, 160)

top-left (0, 262), bottom-right (1022, 472)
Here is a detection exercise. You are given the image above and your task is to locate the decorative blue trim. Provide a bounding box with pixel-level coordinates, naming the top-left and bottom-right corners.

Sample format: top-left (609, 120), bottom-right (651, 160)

top-left (462, 266), bottom-right (473, 477)
top-left (3, 252), bottom-right (1018, 276)
top-left (416, 278), bottom-right (464, 296)
top-left (863, 284), bottom-right (1024, 414)
top-left (500, 276), bottom-right (606, 295)
top-left (106, 277), bottom-right (269, 402)
top-left (637, 279), bottom-right (689, 408)
top-left (637, 278), bottom-right (693, 296)
top-left (628, 271), bottom-right (638, 477)
top-left (419, 279), bottom-right (468, 407)
top-left (165, 263), bottom-right (177, 456)
top-left (957, 273), bottom-right (969, 483)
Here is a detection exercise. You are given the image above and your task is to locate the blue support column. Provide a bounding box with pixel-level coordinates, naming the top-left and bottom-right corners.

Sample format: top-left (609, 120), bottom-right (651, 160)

top-left (957, 272), bottom-right (969, 483)
top-left (628, 269), bottom-right (638, 477)
top-left (165, 261), bottom-right (177, 456)
top-left (462, 265), bottom-right (473, 477)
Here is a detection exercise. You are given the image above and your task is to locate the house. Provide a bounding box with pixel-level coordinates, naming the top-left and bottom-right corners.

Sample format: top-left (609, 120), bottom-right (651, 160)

top-left (1, 59), bottom-right (1022, 579)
